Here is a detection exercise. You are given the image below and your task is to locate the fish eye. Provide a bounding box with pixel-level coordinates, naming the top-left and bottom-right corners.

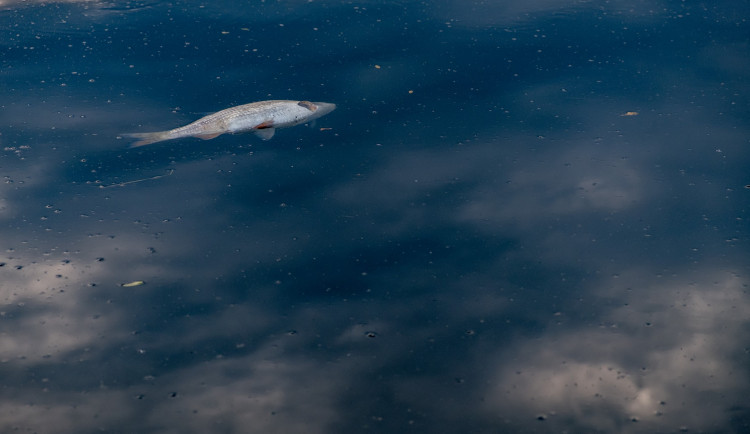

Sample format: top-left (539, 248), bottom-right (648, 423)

top-left (297, 101), bottom-right (317, 111)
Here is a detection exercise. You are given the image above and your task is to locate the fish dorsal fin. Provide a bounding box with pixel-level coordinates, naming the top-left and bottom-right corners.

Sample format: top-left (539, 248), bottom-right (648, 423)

top-left (254, 127), bottom-right (276, 140)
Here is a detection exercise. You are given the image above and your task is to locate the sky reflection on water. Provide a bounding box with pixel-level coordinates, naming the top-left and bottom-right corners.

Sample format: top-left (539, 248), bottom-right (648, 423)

top-left (1, 1), bottom-right (749, 433)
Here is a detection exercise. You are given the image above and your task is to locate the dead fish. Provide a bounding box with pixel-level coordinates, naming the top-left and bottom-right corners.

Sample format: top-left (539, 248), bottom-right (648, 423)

top-left (123, 100), bottom-right (336, 148)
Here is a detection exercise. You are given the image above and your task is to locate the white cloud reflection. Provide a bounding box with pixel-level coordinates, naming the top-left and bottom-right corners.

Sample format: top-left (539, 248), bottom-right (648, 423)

top-left (2, 131), bottom-right (748, 433)
top-left (484, 270), bottom-right (749, 432)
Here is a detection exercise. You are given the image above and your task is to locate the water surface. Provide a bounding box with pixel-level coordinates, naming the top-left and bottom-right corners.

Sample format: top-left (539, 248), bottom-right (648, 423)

top-left (1, 1), bottom-right (749, 432)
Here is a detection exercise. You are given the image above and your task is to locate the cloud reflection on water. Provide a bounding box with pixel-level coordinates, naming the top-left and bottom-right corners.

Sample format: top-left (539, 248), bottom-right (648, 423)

top-left (1, 0), bottom-right (749, 433)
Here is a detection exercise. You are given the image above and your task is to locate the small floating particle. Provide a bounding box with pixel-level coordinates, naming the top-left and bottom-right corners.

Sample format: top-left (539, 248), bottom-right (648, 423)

top-left (319, 127), bottom-right (333, 131)
top-left (374, 64), bottom-right (381, 69)
top-left (121, 280), bottom-right (145, 287)
top-left (620, 111), bottom-right (639, 116)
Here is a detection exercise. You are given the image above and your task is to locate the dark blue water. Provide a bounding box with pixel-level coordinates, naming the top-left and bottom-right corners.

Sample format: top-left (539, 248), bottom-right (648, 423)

top-left (1, 1), bottom-right (749, 433)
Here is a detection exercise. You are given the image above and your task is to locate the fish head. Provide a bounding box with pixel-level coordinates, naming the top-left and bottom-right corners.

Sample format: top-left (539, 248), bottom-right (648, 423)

top-left (271, 100), bottom-right (337, 129)
top-left (311, 101), bottom-right (336, 117)
top-left (297, 101), bottom-right (336, 121)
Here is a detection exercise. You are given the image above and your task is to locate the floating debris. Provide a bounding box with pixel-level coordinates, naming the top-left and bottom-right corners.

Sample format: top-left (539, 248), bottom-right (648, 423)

top-left (121, 281), bottom-right (145, 287)
top-left (98, 169), bottom-right (174, 189)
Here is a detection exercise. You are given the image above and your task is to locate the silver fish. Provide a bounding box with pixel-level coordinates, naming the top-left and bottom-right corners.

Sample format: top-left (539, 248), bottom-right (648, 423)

top-left (124, 100), bottom-right (336, 148)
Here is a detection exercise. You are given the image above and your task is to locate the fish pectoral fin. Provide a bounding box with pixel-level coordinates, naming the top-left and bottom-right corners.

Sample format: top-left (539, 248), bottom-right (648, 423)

top-left (253, 127), bottom-right (276, 140)
top-left (195, 132), bottom-right (222, 140)
top-left (255, 120), bottom-right (274, 129)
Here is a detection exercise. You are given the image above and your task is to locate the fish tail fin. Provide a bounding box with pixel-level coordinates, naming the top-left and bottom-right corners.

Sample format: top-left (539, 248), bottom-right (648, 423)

top-left (122, 131), bottom-right (171, 148)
